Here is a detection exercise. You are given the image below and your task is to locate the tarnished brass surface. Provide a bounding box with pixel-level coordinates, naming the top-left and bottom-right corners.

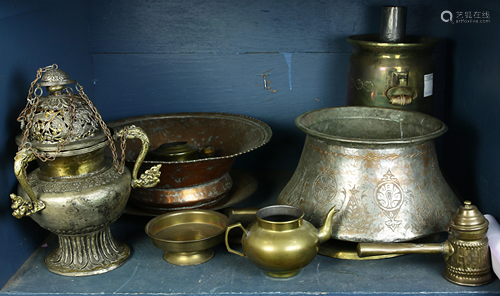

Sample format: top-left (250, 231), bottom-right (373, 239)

top-left (149, 142), bottom-right (199, 161)
top-left (357, 201), bottom-right (492, 286)
top-left (114, 125), bottom-right (162, 188)
top-left (319, 233), bottom-right (441, 260)
top-left (145, 210), bottom-right (228, 266)
top-left (225, 205), bottom-right (337, 278)
top-left (11, 148), bottom-right (45, 218)
top-left (37, 146), bottom-right (107, 178)
top-left (319, 239), bottom-right (401, 260)
top-left (346, 34), bottom-right (438, 114)
top-left (278, 106), bottom-right (460, 243)
top-left (108, 113), bottom-right (272, 213)
top-left (10, 66), bottom-right (159, 276)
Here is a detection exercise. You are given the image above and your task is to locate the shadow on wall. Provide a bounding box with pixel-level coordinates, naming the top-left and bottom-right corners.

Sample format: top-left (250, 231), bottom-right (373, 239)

top-left (1, 70), bottom-right (37, 216)
top-left (442, 17), bottom-right (500, 217)
top-left (0, 69), bottom-right (50, 287)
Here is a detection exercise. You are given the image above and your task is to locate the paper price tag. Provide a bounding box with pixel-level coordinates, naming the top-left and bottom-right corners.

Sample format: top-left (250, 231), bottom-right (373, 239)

top-left (424, 73), bottom-right (433, 97)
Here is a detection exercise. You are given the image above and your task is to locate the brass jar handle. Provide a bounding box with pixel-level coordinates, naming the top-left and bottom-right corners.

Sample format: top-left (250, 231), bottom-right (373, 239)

top-left (113, 125), bottom-right (162, 188)
top-left (386, 70), bottom-right (417, 106)
top-left (225, 222), bottom-right (248, 257)
top-left (10, 147), bottom-right (46, 218)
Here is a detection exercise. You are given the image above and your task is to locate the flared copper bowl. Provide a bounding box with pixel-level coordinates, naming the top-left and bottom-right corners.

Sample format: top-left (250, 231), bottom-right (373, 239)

top-left (108, 113), bottom-right (272, 214)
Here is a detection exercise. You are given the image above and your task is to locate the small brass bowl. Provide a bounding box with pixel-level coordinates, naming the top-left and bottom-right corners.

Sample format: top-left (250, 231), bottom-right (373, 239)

top-left (145, 210), bottom-right (229, 266)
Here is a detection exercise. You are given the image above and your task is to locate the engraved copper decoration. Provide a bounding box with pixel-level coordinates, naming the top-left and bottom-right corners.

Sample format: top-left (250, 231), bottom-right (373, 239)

top-left (278, 106), bottom-right (461, 243)
top-left (108, 113), bottom-right (272, 214)
top-left (10, 65), bottom-right (161, 276)
top-left (358, 201), bottom-right (492, 286)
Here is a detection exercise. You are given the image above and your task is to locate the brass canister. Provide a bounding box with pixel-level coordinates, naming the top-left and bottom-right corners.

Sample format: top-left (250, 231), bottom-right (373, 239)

top-left (346, 34), bottom-right (438, 115)
top-left (444, 201), bottom-right (492, 286)
top-left (357, 201), bottom-right (492, 286)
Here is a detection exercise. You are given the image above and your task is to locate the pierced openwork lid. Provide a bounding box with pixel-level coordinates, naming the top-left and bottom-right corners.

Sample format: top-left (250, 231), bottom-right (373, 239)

top-left (16, 65), bottom-right (121, 172)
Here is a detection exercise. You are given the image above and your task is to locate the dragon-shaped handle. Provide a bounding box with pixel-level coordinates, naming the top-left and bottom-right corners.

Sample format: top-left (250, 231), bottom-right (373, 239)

top-left (10, 147), bottom-right (46, 219)
top-left (114, 125), bottom-right (162, 188)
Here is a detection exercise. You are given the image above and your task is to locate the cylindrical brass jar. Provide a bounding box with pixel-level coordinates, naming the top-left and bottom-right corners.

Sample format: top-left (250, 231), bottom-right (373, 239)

top-left (444, 202), bottom-right (492, 286)
top-left (346, 34), bottom-right (438, 115)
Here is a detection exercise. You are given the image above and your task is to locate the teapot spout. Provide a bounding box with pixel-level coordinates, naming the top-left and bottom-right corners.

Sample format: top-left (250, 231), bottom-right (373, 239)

top-left (318, 206), bottom-right (337, 243)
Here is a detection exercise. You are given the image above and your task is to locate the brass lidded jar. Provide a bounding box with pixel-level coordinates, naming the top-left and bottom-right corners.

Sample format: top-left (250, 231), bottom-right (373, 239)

top-left (346, 6), bottom-right (438, 115)
top-left (10, 65), bottom-right (161, 276)
top-left (356, 201), bottom-right (492, 286)
top-left (346, 34), bottom-right (438, 115)
top-left (444, 201), bottom-right (492, 286)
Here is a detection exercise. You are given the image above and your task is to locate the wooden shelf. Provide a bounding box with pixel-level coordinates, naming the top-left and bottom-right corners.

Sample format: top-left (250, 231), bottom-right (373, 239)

top-left (2, 171), bottom-right (499, 295)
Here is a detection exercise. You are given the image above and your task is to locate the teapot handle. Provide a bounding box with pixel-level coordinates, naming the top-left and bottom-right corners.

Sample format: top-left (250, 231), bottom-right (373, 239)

top-left (225, 222), bottom-right (248, 257)
top-left (10, 147), bottom-right (46, 219)
top-left (114, 125), bottom-right (162, 188)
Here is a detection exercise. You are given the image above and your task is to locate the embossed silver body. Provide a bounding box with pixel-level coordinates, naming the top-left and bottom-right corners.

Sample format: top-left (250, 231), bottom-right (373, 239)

top-left (278, 107), bottom-right (461, 243)
top-left (10, 66), bottom-right (161, 276)
top-left (17, 144), bottom-right (132, 276)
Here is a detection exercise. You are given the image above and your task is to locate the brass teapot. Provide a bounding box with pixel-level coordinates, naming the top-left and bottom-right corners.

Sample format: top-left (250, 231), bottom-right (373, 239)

top-left (225, 205), bottom-right (337, 278)
top-left (10, 65), bottom-right (162, 276)
top-left (357, 201), bottom-right (492, 286)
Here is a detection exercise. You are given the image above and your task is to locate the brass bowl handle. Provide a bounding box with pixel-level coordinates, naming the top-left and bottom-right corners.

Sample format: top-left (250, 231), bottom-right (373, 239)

top-left (225, 222), bottom-right (248, 257)
top-left (114, 125), bottom-right (162, 188)
top-left (10, 147), bottom-right (46, 218)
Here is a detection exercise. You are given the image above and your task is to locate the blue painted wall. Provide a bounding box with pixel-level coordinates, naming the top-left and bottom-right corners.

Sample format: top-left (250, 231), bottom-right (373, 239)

top-left (442, 0), bottom-right (500, 216)
top-left (88, 0), bottom-right (449, 171)
top-left (0, 0), bottom-right (93, 288)
top-left (1, 0), bottom-right (499, 289)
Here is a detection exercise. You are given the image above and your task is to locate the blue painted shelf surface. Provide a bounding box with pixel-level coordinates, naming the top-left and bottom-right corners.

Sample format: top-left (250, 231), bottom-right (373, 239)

top-left (1, 172), bottom-right (499, 296)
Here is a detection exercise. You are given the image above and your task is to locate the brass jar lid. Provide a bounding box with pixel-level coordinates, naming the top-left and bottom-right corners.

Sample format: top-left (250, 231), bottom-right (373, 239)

top-left (450, 201), bottom-right (489, 239)
top-left (149, 142), bottom-right (199, 161)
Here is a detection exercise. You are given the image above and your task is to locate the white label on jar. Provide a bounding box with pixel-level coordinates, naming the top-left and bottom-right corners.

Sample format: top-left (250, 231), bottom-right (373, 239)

top-left (424, 73), bottom-right (433, 97)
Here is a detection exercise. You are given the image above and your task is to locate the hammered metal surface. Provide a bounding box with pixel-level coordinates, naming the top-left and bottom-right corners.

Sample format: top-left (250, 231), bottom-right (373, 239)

top-left (278, 107), bottom-right (461, 243)
top-left (108, 113), bottom-right (272, 213)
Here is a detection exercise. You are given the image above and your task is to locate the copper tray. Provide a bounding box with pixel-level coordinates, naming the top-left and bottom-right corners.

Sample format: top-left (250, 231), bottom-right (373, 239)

top-left (109, 113), bottom-right (271, 214)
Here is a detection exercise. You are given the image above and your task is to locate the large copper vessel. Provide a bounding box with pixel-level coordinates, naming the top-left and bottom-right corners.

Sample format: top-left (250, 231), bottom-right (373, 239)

top-left (10, 65), bottom-right (161, 276)
top-left (108, 113), bottom-right (272, 214)
top-left (278, 106), bottom-right (461, 243)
